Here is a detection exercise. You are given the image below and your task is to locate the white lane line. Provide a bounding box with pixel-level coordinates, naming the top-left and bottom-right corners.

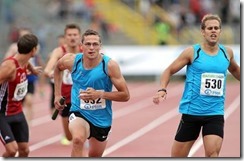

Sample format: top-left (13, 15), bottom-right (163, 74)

top-left (30, 134), bottom-right (63, 151)
top-left (103, 108), bottom-right (178, 156)
top-left (188, 95), bottom-right (240, 157)
top-left (31, 115), bottom-right (52, 127)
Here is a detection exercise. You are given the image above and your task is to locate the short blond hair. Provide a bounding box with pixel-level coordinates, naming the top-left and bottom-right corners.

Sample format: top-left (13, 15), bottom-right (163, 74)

top-left (201, 14), bottom-right (222, 30)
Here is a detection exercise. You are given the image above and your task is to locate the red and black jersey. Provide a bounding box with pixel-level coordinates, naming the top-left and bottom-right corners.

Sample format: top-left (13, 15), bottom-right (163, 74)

top-left (60, 45), bottom-right (83, 104)
top-left (0, 57), bottom-right (28, 116)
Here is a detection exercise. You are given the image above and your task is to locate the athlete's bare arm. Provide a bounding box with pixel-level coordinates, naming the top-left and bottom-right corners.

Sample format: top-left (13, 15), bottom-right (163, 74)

top-left (4, 43), bottom-right (17, 59)
top-left (226, 47), bottom-right (240, 81)
top-left (102, 59), bottom-right (130, 102)
top-left (153, 46), bottom-right (193, 105)
top-left (44, 47), bottom-right (64, 78)
top-left (0, 60), bottom-right (16, 84)
top-left (53, 53), bottom-right (75, 109)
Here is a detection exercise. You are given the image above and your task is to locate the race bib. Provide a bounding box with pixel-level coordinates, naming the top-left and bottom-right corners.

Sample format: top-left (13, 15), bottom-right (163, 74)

top-left (80, 90), bottom-right (106, 110)
top-left (62, 69), bottom-right (73, 85)
top-left (200, 73), bottom-right (224, 96)
top-left (13, 80), bottom-right (28, 101)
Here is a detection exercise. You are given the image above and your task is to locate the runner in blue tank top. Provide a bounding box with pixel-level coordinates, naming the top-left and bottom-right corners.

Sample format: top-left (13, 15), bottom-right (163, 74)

top-left (153, 14), bottom-right (240, 157)
top-left (53, 29), bottom-right (130, 157)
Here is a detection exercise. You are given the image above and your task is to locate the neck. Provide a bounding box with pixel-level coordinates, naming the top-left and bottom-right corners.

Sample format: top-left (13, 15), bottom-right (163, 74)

top-left (65, 44), bottom-right (81, 53)
top-left (14, 54), bottom-right (31, 68)
top-left (83, 54), bottom-right (102, 69)
top-left (202, 42), bottom-right (218, 54)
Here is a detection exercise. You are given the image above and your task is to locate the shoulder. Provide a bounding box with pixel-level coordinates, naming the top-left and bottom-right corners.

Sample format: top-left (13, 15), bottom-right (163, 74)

top-left (219, 44), bottom-right (233, 59)
top-left (52, 46), bottom-right (64, 56)
top-left (1, 59), bottom-right (16, 68)
top-left (180, 46), bottom-right (194, 58)
top-left (102, 54), bottom-right (111, 62)
top-left (107, 58), bottom-right (118, 68)
top-left (60, 52), bottom-right (77, 61)
top-left (183, 46), bottom-right (194, 53)
top-left (225, 46), bottom-right (234, 58)
top-left (0, 59), bottom-right (16, 79)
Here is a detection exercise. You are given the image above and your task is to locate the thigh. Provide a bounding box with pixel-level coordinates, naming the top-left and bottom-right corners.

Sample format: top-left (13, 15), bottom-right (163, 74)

top-left (202, 115), bottom-right (224, 138)
top-left (0, 116), bottom-right (15, 144)
top-left (89, 137), bottom-right (108, 157)
top-left (175, 114), bottom-right (202, 142)
top-left (11, 113), bottom-right (29, 143)
top-left (69, 113), bottom-right (90, 140)
top-left (89, 124), bottom-right (111, 142)
top-left (203, 135), bottom-right (223, 157)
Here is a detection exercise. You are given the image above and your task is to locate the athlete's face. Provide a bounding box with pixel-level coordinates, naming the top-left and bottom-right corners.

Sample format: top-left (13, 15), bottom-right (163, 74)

top-left (64, 29), bottom-right (81, 48)
top-left (82, 35), bottom-right (101, 59)
top-left (201, 20), bottom-right (221, 45)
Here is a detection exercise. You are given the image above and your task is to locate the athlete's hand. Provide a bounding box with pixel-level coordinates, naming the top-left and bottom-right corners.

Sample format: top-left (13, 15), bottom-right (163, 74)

top-left (79, 87), bottom-right (103, 101)
top-left (30, 66), bottom-right (43, 75)
top-left (153, 91), bottom-right (167, 105)
top-left (54, 96), bottom-right (66, 110)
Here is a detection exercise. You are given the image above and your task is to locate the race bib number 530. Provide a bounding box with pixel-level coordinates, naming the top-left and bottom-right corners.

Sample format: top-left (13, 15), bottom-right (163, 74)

top-left (200, 73), bottom-right (224, 97)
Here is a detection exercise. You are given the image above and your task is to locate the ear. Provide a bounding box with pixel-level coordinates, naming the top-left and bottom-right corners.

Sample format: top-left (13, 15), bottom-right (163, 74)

top-left (200, 29), bottom-right (204, 36)
top-left (31, 47), bottom-right (37, 57)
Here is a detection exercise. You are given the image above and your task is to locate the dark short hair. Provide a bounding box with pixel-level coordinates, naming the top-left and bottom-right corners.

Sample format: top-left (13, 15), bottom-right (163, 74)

top-left (81, 29), bottom-right (101, 43)
top-left (64, 23), bottom-right (81, 34)
top-left (17, 34), bottom-right (38, 54)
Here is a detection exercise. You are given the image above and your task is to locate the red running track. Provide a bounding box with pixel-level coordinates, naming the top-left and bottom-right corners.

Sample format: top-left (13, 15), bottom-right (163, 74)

top-left (0, 80), bottom-right (240, 157)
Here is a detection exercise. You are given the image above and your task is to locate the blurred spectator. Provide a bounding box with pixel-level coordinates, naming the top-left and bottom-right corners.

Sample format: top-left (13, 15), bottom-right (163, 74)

top-left (58, 0), bottom-right (70, 20)
top-left (70, 0), bottom-right (92, 21)
top-left (90, 12), bottom-right (110, 42)
top-left (8, 25), bottom-right (19, 43)
top-left (220, 0), bottom-right (230, 23)
top-left (2, 0), bottom-right (16, 24)
top-left (47, 0), bottom-right (60, 19)
top-left (154, 17), bottom-right (171, 45)
top-left (229, 0), bottom-right (240, 24)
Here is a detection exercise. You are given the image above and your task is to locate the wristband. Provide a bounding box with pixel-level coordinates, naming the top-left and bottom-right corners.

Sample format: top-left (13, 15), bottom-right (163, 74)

top-left (158, 88), bottom-right (167, 94)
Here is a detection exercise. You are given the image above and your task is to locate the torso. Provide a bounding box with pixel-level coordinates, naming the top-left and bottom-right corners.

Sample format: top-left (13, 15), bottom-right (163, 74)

top-left (179, 43), bottom-right (230, 116)
top-left (70, 54), bottom-right (113, 127)
top-left (0, 57), bottom-right (28, 116)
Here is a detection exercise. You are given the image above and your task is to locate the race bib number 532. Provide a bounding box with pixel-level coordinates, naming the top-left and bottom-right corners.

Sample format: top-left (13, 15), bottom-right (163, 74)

top-left (200, 73), bottom-right (224, 97)
top-left (80, 90), bottom-right (106, 110)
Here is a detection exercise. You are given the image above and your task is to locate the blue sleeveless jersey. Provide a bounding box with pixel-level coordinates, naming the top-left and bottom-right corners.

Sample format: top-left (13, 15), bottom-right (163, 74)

top-left (70, 53), bottom-right (113, 127)
top-left (179, 44), bottom-right (230, 115)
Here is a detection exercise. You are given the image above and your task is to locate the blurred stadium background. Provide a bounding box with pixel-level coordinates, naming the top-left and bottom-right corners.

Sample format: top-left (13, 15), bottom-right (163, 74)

top-left (0, 0), bottom-right (240, 77)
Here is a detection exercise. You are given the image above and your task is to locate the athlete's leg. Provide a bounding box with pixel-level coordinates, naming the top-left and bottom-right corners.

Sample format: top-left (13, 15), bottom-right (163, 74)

top-left (69, 114), bottom-right (90, 157)
top-left (88, 137), bottom-right (107, 157)
top-left (62, 116), bottom-right (72, 140)
top-left (2, 142), bottom-right (18, 157)
top-left (17, 142), bottom-right (29, 157)
top-left (61, 104), bottom-right (72, 143)
top-left (202, 115), bottom-right (224, 157)
top-left (203, 135), bottom-right (223, 157)
top-left (171, 114), bottom-right (201, 157)
top-left (23, 93), bottom-right (33, 125)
